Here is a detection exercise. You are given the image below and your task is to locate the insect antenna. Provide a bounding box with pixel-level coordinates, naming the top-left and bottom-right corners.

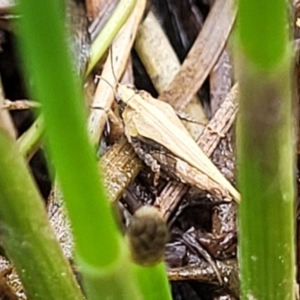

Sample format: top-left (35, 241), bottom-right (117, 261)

top-left (109, 45), bottom-right (118, 85)
top-left (99, 44), bottom-right (138, 107)
top-left (95, 74), bottom-right (115, 92)
top-left (93, 45), bottom-right (130, 115)
top-left (109, 44), bottom-right (123, 104)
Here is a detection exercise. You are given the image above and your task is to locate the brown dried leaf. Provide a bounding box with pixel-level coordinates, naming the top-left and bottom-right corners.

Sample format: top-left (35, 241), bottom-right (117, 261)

top-left (159, 0), bottom-right (236, 110)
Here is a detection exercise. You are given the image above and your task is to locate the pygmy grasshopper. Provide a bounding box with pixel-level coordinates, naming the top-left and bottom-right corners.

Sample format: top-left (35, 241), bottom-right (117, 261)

top-left (111, 83), bottom-right (240, 202)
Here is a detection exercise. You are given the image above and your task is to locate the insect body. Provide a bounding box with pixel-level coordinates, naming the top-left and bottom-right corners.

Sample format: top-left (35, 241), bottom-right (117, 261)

top-left (116, 84), bottom-right (240, 202)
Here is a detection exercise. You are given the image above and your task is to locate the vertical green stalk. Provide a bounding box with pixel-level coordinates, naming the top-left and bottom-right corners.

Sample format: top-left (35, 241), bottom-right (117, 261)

top-left (0, 132), bottom-right (85, 300)
top-left (236, 0), bottom-right (295, 299)
top-left (16, 0), bottom-right (119, 270)
top-left (134, 263), bottom-right (172, 300)
top-left (15, 0), bottom-right (141, 299)
top-left (17, 114), bottom-right (44, 160)
top-left (15, 0), bottom-right (173, 298)
top-left (86, 0), bottom-right (137, 76)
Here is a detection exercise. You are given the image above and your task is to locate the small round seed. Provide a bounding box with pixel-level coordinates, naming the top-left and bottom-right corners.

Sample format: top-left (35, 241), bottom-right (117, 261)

top-left (126, 205), bottom-right (169, 266)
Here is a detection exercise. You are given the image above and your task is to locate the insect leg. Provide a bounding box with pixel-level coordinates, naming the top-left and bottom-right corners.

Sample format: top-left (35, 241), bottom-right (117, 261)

top-left (130, 138), bottom-right (161, 185)
top-left (90, 105), bottom-right (123, 126)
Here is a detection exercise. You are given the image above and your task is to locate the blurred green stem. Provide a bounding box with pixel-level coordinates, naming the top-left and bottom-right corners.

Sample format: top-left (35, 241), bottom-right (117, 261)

top-left (134, 263), bottom-right (172, 300)
top-left (17, 114), bottom-right (44, 160)
top-left (236, 0), bottom-right (295, 298)
top-left (85, 0), bottom-right (137, 76)
top-left (0, 131), bottom-right (85, 300)
top-left (16, 0), bottom-right (142, 299)
top-left (15, 0), bottom-right (172, 298)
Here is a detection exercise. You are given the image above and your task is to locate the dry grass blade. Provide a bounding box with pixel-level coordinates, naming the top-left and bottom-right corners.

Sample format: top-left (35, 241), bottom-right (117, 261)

top-left (168, 259), bottom-right (239, 298)
top-left (87, 0), bottom-right (146, 144)
top-left (159, 0), bottom-right (237, 110)
top-left (198, 83), bottom-right (238, 154)
top-left (101, 137), bottom-right (142, 201)
top-left (134, 11), bottom-right (181, 93)
top-left (134, 10), bottom-right (207, 139)
top-left (88, 1), bottom-right (119, 40)
top-left (210, 48), bottom-right (233, 116)
top-left (2, 99), bottom-right (40, 110)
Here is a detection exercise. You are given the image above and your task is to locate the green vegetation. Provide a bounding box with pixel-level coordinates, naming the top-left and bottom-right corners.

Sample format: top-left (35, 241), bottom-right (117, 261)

top-left (0, 0), bottom-right (296, 298)
top-left (235, 0), bottom-right (296, 299)
top-left (0, 0), bottom-right (172, 299)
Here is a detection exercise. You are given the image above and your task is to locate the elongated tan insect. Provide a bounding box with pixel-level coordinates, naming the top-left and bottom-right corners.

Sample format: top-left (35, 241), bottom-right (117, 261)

top-left (115, 84), bottom-right (240, 202)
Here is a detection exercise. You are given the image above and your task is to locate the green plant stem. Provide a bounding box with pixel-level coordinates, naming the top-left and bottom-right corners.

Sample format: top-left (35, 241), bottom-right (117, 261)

top-left (16, 0), bottom-right (142, 299)
top-left (134, 263), bottom-right (172, 300)
top-left (85, 0), bottom-right (137, 76)
top-left (237, 0), bottom-right (287, 68)
top-left (0, 131), bottom-right (85, 300)
top-left (237, 54), bottom-right (295, 300)
top-left (15, 0), bottom-right (172, 298)
top-left (17, 114), bottom-right (44, 160)
top-left (17, 0), bottom-right (120, 269)
top-left (14, 0), bottom-right (137, 160)
top-left (236, 0), bottom-right (295, 298)
top-left (80, 248), bottom-right (141, 300)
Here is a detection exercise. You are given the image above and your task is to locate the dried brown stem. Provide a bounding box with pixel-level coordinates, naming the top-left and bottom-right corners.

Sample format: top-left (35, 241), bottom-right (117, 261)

top-left (158, 0), bottom-right (236, 110)
top-left (168, 259), bottom-right (239, 298)
top-left (2, 99), bottom-right (40, 110)
top-left (87, 0), bottom-right (146, 145)
top-left (134, 10), bottom-right (207, 139)
top-left (210, 47), bottom-right (233, 116)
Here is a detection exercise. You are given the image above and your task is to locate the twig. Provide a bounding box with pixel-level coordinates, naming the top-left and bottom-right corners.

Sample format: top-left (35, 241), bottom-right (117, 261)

top-left (168, 258), bottom-right (239, 298)
top-left (87, 0), bottom-right (146, 144)
top-left (134, 10), bottom-right (207, 138)
top-left (2, 99), bottom-right (40, 110)
top-left (159, 0), bottom-right (237, 110)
